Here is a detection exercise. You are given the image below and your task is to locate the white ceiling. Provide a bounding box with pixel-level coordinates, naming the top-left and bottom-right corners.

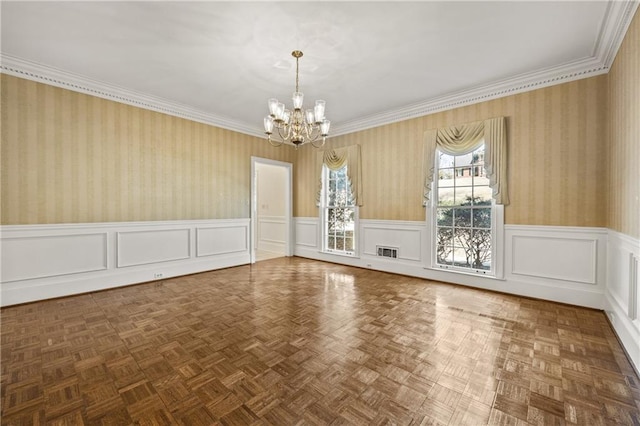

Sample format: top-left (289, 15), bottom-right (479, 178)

top-left (1, 1), bottom-right (637, 137)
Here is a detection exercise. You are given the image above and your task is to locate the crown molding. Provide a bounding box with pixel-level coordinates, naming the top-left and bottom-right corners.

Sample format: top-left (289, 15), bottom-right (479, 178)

top-left (331, 0), bottom-right (638, 137)
top-left (1, 1), bottom-right (637, 139)
top-left (0, 55), bottom-right (265, 139)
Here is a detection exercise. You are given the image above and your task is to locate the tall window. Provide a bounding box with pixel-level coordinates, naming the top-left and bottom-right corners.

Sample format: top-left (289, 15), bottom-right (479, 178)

top-left (322, 165), bottom-right (356, 255)
top-left (434, 145), bottom-right (494, 273)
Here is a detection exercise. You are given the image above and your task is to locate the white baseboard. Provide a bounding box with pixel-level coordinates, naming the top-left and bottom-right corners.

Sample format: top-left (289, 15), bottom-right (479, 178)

top-left (0, 219), bottom-right (250, 307)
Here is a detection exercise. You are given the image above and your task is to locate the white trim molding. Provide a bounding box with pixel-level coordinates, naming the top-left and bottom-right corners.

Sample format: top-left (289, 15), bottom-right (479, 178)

top-left (605, 230), bottom-right (640, 372)
top-left (257, 215), bottom-right (287, 254)
top-left (1, 2), bottom-right (636, 138)
top-left (0, 219), bottom-right (250, 307)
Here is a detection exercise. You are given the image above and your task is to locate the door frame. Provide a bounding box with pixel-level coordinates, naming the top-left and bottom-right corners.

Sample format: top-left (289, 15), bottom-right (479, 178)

top-left (250, 157), bottom-right (293, 263)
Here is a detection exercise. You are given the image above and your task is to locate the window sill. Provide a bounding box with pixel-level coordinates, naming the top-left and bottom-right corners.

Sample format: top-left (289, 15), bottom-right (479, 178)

top-left (320, 250), bottom-right (359, 259)
top-left (424, 265), bottom-right (505, 281)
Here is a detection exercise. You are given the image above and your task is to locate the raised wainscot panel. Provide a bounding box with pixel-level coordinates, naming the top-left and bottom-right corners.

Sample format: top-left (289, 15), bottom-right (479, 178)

top-left (361, 222), bottom-right (423, 262)
top-left (512, 235), bottom-right (597, 284)
top-left (2, 233), bottom-right (107, 282)
top-left (295, 219), bottom-right (318, 248)
top-left (259, 217), bottom-right (286, 244)
top-left (117, 228), bottom-right (190, 267)
top-left (197, 225), bottom-right (248, 257)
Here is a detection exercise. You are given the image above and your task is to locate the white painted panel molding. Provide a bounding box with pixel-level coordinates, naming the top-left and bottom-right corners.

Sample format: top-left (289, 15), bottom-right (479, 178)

top-left (295, 218), bottom-right (318, 248)
top-left (197, 225), bottom-right (248, 257)
top-left (361, 220), bottom-right (424, 262)
top-left (2, 233), bottom-right (107, 282)
top-left (258, 216), bottom-right (286, 244)
top-left (117, 228), bottom-right (190, 268)
top-left (605, 230), bottom-right (640, 373)
top-left (0, 219), bottom-right (250, 306)
top-left (511, 235), bottom-right (597, 284)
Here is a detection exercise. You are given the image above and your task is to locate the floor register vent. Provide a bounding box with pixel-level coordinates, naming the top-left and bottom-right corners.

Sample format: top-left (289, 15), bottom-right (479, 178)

top-left (376, 246), bottom-right (398, 259)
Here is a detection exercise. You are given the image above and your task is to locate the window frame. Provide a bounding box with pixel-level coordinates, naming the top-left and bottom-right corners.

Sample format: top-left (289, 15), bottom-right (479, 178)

top-left (427, 146), bottom-right (504, 279)
top-left (320, 164), bottom-right (358, 257)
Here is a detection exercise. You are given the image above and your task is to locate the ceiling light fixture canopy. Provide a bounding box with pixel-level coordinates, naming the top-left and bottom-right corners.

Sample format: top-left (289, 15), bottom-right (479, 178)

top-left (264, 50), bottom-right (330, 148)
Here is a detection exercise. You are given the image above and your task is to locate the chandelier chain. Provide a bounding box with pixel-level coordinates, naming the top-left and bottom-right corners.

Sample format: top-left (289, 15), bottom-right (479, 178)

top-left (295, 55), bottom-right (299, 94)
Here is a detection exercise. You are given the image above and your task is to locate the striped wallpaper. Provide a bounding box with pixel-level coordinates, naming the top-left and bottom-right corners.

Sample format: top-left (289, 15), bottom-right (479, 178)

top-left (609, 8), bottom-right (640, 240)
top-left (295, 76), bottom-right (609, 227)
top-left (0, 74), bottom-right (294, 224)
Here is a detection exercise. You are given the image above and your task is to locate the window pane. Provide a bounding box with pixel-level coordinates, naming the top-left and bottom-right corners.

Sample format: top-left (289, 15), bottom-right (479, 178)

top-left (328, 236), bottom-right (335, 250)
top-left (438, 168), bottom-right (454, 187)
top-left (476, 251), bottom-right (491, 270)
top-left (454, 168), bottom-right (473, 188)
top-left (473, 186), bottom-right (492, 204)
top-left (437, 245), bottom-right (453, 265)
top-left (474, 174), bottom-right (490, 186)
top-left (454, 208), bottom-right (471, 227)
top-left (345, 238), bottom-right (353, 252)
top-left (438, 187), bottom-right (455, 206)
top-left (439, 153), bottom-right (454, 168)
top-left (436, 227), bottom-right (454, 246)
top-left (455, 153), bottom-right (473, 167)
top-left (437, 208), bottom-right (453, 226)
top-left (471, 229), bottom-right (491, 252)
top-left (452, 246), bottom-right (469, 268)
top-left (454, 187), bottom-right (473, 205)
top-left (473, 208), bottom-right (492, 228)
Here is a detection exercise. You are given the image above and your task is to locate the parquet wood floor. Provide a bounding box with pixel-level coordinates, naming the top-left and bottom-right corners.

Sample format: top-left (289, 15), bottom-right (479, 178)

top-left (2, 257), bottom-right (639, 425)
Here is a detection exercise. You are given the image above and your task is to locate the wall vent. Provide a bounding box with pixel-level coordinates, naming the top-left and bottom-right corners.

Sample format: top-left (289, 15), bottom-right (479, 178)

top-left (376, 246), bottom-right (398, 259)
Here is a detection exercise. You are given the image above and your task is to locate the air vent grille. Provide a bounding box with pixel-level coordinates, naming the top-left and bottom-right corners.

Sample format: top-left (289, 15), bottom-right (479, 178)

top-left (376, 246), bottom-right (398, 259)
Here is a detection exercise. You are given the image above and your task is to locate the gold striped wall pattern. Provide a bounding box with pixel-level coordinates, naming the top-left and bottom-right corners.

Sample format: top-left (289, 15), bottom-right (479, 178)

top-left (609, 8), bottom-right (639, 239)
top-left (295, 75), bottom-right (609, 227)
top-left (0, 74), bottom-right (294, 225)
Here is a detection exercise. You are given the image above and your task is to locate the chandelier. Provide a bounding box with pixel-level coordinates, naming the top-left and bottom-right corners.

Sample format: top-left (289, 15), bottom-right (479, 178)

top-left (263, 50), bottom-right (330, 148)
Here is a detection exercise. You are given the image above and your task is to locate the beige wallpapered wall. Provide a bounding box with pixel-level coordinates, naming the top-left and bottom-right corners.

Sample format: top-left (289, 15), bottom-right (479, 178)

top-left (609, 9), bottom-right (640, 239)
top-left (0, 75), bottom-right (294, 224)
top-left (295, 75), bottom-right (609, 227)
top-left (0, 64), bottom-right (621, 229)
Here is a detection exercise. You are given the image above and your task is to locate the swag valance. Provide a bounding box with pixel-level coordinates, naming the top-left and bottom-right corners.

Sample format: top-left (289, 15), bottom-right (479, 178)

top-left (316, 144), bottom-right (363, 206)
top-left (423, 117), bottom-right (509, 205)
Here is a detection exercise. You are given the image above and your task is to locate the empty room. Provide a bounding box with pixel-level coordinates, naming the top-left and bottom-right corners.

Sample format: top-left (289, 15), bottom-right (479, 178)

top-left (1, 1), bottom-right (639, 425)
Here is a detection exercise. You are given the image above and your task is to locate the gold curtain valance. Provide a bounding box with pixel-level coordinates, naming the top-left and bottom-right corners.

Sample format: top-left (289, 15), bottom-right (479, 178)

top-left (423, 117), bottom-right (509, 205)
top-left (316, 144), bottom-right (363, 207)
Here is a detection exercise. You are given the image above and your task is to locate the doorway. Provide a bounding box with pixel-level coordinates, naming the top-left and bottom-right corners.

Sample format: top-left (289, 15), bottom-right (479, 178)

top-left (251, 157), bottom-right (293, 263)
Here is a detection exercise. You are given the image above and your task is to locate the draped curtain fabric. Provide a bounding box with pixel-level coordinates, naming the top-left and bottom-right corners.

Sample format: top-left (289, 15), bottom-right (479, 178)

top-left (316, 144), bottom-right (363, 207)
top-left (423, 117), bottom-right (509, 205)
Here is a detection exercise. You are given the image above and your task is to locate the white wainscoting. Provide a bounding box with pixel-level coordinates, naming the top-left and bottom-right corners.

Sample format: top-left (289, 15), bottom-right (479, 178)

top-left (257, 215), bottom-right (286, 254)
top-left (504, 225), bottom-right (608, 308)
top-left (605, 230), bottom-right (640, 372)
top-left (0, 219), bottom-right (250, 307)
top-left (295, 218), bottom-right (607, 309)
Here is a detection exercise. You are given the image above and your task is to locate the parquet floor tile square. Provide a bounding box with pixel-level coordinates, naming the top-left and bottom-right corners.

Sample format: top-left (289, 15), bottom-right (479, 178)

top-left (2, 257), bottom-right (640, 425)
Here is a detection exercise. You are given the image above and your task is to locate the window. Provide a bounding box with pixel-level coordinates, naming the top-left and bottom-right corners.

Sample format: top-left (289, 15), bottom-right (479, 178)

top-left (433, 144), bottom-right (498, 274)
top-left (322, 165), bottom-right (356, 255)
